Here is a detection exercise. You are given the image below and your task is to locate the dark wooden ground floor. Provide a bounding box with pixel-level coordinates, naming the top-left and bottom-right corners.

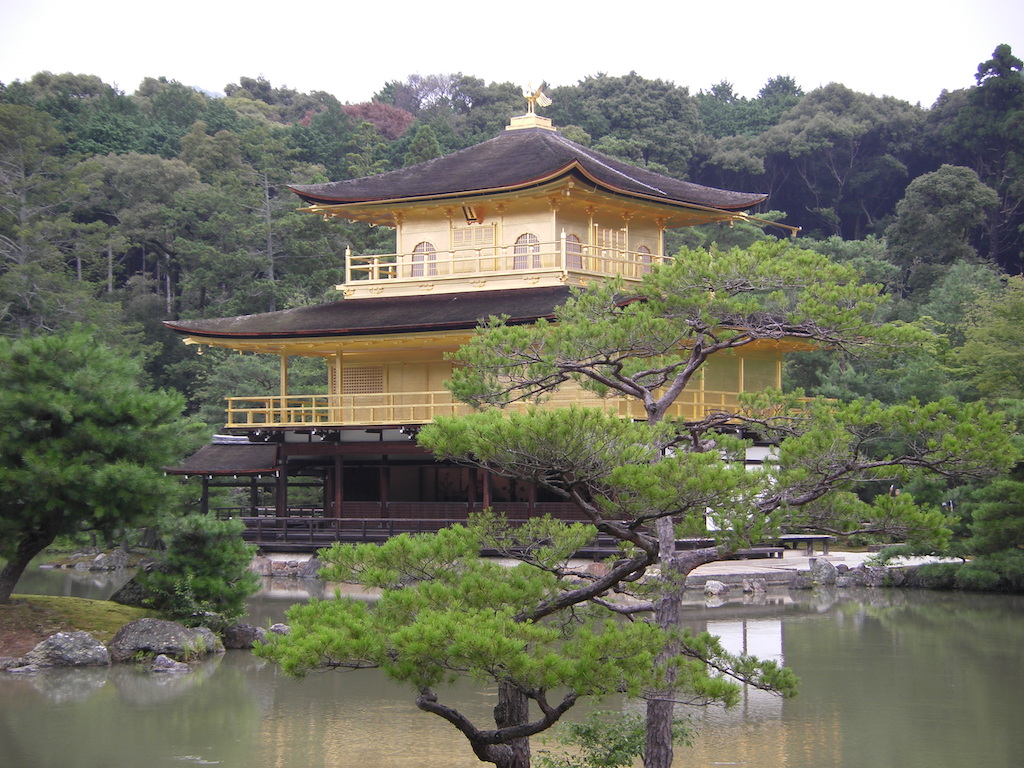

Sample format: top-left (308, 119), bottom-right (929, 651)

top-left (173, 432), bottom-right (814, 558)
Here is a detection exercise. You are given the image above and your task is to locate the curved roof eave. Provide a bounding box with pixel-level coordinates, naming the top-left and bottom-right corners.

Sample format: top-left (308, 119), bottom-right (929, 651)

top-left (298, 161), bottom-right (767, 216)
top-left (163, 286), bottom-right (574, 343)
top-left (296, 161), bottom-right (583, 208)
top-left (289, 128), bottom-right (766, 213)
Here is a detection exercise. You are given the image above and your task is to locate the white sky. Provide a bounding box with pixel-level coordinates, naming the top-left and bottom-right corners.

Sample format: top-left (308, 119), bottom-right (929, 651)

top-left (1, 0), bottom-right (1022, 108)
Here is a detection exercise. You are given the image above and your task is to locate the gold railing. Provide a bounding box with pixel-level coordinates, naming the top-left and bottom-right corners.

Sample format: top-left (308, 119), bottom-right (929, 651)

top-left (224, 388), bottom-right (741, 428)
top-left (346, 239), bottom-right (669, 284)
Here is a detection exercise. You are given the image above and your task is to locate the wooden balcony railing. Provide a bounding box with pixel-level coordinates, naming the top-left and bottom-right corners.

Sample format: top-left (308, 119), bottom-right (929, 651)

top-left (346, 238), bottom-right (668, 285)
top-left (223, 388), bottom-right (742, 428)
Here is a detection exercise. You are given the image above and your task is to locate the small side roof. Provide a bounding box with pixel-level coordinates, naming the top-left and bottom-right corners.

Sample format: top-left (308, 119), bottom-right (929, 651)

top-left (289, 127), bottom-right (765, 212)
top-left (166, 443), bottom-right (279, 476)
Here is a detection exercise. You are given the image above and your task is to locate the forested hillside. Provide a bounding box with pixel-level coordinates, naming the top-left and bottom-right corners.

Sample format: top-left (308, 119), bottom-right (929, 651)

top-left (1, 45), bottom-right (1021, 418)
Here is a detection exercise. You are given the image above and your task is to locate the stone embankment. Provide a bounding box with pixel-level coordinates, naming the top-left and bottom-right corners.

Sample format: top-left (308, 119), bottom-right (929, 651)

top-left (0, 618), bottom-right (243, 675)
top-left (249, 554), bottom-right (322, 578)
top-left (250, 549), bottom-right (941, 593)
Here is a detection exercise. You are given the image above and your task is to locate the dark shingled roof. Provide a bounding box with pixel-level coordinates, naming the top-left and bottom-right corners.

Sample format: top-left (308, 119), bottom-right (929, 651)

top-left (290, 127), bottom-right (765, 211)
top-left (167, 443), bottom-right (279, 475)
top-left (165, 286), bottom-right (573, 340)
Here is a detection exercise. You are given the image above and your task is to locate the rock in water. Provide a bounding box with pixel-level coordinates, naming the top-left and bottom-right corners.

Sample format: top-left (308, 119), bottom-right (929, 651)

top-left (108, 618), bottom-right (223, 663)
top-left (222, 623), bottom-right (267, 649)
top-left (150, 654), bottom-right (191, 673)
top-left (704, 580), bottom-right (730, 596)
top-left (811, 558), bottom-right (839, 586)
top-left (25, 631), bottom-right (110, 667)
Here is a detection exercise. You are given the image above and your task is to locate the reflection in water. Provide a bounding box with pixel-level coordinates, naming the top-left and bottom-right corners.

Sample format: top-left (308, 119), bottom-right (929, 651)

top-left (12, 562), bottom-right (133, 600)
top-left (4, 567), bottom-right (1023, 767)
top-left (243, 654), bottom-right (498, 768)
top-left (1, 652), bottom-right (260, 767)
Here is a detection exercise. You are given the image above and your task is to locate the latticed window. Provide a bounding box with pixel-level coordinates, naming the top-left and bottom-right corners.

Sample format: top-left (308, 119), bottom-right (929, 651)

top-left (453, 225), bottom-right (495, 250)
top-left (513, 232), bottom-right (540, 270)
top-left (342, 365), bottom-right (385, 394)
top-left (595, 226), bottom-right (625, 252)
top-left (411, 241), bottom-right (436, 277)
top-left (566, 233), bottom-right (583, 269)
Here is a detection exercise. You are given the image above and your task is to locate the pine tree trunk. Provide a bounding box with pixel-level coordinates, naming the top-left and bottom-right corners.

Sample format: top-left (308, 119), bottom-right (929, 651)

top-left (644, 519), bottom-right (720, 768)
top-left (644, 516), bottom-right (683, 768)
top-left (416, 684), bottom-right (530, 768)
top-left (493, 681), bottom-right (531, 768)
top-left (0, 522), bottom-right (60, 604)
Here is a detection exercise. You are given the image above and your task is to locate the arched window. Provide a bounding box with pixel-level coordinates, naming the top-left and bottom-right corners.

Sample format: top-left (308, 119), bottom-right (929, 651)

top-left (637, 244), bottom-right (653, 275)
top-left (513, 233), bottom-right (541, 270)
top-left (411, 241), bottom-right (436, 277)
top-left (565, 234), bottom-right (583, 270)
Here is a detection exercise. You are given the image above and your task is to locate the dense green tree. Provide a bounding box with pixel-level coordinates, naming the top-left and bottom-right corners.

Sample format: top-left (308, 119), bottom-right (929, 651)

top-left (549, 73), bottom-right (701, 177)
top-left (758, 84), bottom-right (926, 238)
top-left (224, 75), bottom-right (337, 125)
top-left (376, 74), bottom-right (523, 151)
top-left (0, 329), bottom-right (199, 603)
top-left (402, 123), bottom-right (443, 166)
top-left (0, 105), bottom-right (75, 264)
top-left (886, 164), bottom-right (999, 298)
top-left (915, 259), bottom-right (1004, 339)
top-left (955, 276), bottom-right (1024, 399)
top-left (290, 102), bottom-right (356, 179)
top-left (77, 151), bottom-right (206, 315)
top-left (139, 514), bottom-right (260, 629)
top-left (445, 77), bottom-right (525, 144)
top-left (966, 476), bottom-right (1024, 556)
top-left (695, 76), bottom-right (802, 139)
top-left (179, 121), bottom-right (245, 183)
top-left (178, 117), bottom-right (342, 314)
top-left (798, 235), bottom-right (901, 297)
top-left (116, 77), bottom-right (215, 157)
top-left (929, 44), bottom-right (1024, 272)
top-left (757, 75), bottom-right (804, 122)
top-left (0, 103), bottom-right (116, 333)
top-left (344, 120), bottom-right (389, 178)
top-left (0, 72), bottom-right (145, 156)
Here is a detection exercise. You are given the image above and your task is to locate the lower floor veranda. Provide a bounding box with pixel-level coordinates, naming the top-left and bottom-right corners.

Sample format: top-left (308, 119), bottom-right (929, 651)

top-left (173, 431), bottom-right (597, 552)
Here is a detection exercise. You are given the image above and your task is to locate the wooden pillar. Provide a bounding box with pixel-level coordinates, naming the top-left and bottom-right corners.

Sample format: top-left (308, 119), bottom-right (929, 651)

top-left (279, 354), bottom-right (289, 423)
top-left (333, 455), bottom-right (344, 518)
top-left (380, 459), bottom-right (390, 519)
top-left (467, 467), bottom-right (478, 515)
top-left (249, 477), bottom-right (259, 515)
top-left (482, 470), bottom-right (492, 508)
top-left (322, 469), bottom-right (330, 518)
top-left (275, 462), bottom-right (288, 518)
top-left (200, 477), bottom-right (210, 516)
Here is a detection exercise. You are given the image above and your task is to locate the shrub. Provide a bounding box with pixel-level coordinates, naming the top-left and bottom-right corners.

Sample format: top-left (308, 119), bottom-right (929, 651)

top-left (956, 550), bottom-right (1024, 592)
top-left (906, 562), bottom-right (961, 589)
top-left (138, 515), bottom-right (260, 630)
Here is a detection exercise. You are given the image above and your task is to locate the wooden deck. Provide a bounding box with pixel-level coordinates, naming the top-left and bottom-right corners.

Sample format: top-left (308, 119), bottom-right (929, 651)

top-left (230, 512), bottom-right (823, 561)
top-left (233, 514), bottom-right (717, 559)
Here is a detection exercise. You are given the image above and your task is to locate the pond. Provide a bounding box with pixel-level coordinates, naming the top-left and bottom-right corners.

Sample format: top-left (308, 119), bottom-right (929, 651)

top-left (4, 566), bottom-right (1023, 767)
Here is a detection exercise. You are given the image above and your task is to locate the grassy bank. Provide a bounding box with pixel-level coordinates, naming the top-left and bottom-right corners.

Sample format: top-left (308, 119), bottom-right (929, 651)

top-left (0, 595), bottom-right (158, 657)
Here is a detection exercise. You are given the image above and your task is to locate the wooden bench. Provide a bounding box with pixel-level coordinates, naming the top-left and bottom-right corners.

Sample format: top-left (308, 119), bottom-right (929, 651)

top-left (778, 534), bottom-right (832, 555)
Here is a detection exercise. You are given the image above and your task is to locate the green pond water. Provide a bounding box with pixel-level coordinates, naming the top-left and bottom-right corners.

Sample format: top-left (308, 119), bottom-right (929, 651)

top-left (3, 566), bottom-right (1022, 767)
